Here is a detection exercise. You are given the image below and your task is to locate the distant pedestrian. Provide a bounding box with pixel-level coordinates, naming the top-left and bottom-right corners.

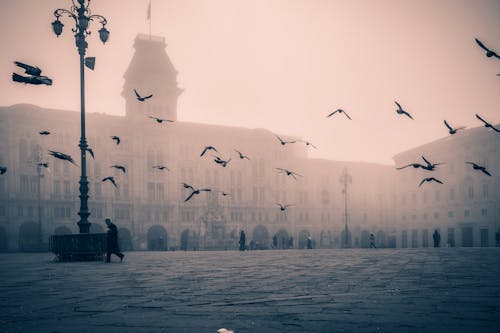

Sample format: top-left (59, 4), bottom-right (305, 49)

top-left (433, 229), bottom-right (441, 248)
top-left (239, 230), bottom-right (246, 251)
top-left (307, 236), bottom-right (313, 249)
top-left (105, 218), bottom-right (124, 263)
top-left (369, 233), bottom-right (376, 248)
top-left (272, 235), bottom-right (278, 249)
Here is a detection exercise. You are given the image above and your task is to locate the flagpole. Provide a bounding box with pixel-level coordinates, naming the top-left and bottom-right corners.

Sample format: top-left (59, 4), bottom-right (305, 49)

top-left (148, 0), bottom-right (151, 39)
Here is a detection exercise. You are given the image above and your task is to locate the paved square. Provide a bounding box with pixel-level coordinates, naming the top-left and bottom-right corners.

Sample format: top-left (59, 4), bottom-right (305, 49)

top-left (1, 248), bottom-right (499, 333)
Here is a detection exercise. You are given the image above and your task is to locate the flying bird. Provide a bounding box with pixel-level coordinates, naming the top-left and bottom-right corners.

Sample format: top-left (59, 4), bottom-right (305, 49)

top-left (396, 163), bottom-right (426, 170)
top-left (12, 73), bottom-right (52, 86)
top-left (327, 108), bottom-right (351, 120)
top-left (36, 162), bottom-right (49, 168)
top-left (465, 162), bottom-right (491, 176)
top-left (148, 116), bottom-right (174, 124)
top-left (14, 61), bottom-right (42, 76)
top-left (39, 130), bottom-right (50, 135)
top-left (183, 185), bottom-right (211, 202)
top-left (111, 165), bottom-right (126, 173)
top-left (134, 88), bottom-right (153, 102)
top-left (200, 146), bottom-right (218, 157)
top-left (475, 114), bottom-right (500, 132)
top-left (298, 140), bottom-right (317, 149)
top-left (102, 176), bottom-right (119, 188)
top-left (395, 101), bottom-right (413, 120)
top-left (182, 182), bottom-right (194, 191)
top-left (475, 38), bottom-right (500, 59)
top-left (276, 168), bottom-right (303, 180)
top-left (153, 165), bottom-right (169, 171)
top-left (213, 155), bottom-right (231, 167)
top-left (48, 150), bottom-right (76, 165)
top-left (419, 177), bottom-right (443, 187)
top-left (275, 135), bottom-right (296, 146)
top-left (276, 203), bottom-right (294, 211)
top-left (421, 156), bottom-right (444, 171)
top-left (111, 136), bottom-right (121, 145)
top-left (0, 166), bottom-right (6, 175)
top-left (234, 149), bottom-right (250, 160)
top-left (443, 120), bottom-right (465, 135)
top-left (12, 61), bottom-right (52, 86)
top-left (86, 147), bottom-right (95, 160)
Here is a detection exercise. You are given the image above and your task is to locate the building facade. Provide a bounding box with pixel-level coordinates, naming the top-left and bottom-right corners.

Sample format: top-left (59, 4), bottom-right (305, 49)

top-left (0, 34), bottom-right (498, 251)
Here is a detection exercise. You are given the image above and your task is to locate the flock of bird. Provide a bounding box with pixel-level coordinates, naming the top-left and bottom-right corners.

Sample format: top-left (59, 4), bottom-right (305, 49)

top-left (1, 37), bottom-right (498, 213)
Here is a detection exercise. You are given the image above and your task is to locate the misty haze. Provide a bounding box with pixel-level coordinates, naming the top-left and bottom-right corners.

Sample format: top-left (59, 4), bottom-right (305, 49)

top-left (0, 1), bottom-right (499, 333)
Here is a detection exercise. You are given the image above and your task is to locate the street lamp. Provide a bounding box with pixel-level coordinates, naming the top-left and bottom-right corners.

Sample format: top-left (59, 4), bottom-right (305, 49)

top-left (52, 0), bottom-right (109, 233)
top-left (340, 167), bottom-right (352, 248)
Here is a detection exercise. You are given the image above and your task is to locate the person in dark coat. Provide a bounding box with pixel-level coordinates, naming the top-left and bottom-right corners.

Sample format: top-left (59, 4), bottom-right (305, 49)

top-left (105, 218), bottom-right (124, 262)
top-left (369, 233), bottom-right (377, 248)
top-left (433, 229), bottom-right (441, 248)
top-left (239, 230), bottom-right (246, 251)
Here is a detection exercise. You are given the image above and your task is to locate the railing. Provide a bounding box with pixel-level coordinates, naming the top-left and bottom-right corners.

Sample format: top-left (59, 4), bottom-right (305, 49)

top-left (49, 233), bottom-right (107, 262)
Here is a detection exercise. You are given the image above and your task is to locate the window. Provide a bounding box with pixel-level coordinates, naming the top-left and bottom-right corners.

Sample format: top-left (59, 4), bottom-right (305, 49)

top-left (20, 175), bottom-right (29, 193)
top-left (54, 181), bottom-right (61, 195)
top-left (64, 181), bottom-right (71, 195)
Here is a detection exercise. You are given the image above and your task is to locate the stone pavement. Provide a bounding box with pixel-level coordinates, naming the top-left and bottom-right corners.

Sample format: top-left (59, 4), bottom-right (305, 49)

top-left (1, 248), bottom-right (500, 333)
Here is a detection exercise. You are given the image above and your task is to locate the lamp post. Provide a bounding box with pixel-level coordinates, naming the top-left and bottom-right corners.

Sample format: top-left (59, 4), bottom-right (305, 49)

top-left (52, 0), bottom-right (109, 234)
top-left (340, 167), bottom-right (352, 248)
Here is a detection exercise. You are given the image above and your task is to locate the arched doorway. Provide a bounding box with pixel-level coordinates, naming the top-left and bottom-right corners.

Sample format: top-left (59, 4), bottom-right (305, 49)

top-left (180, 229), bottom-right (198, 251)
top-left (401, 230), bottom-right (408, 248)
top-left (273, 229), bottom-right (290, 249)
top-left (298, 230), bottom-right (311, 249)
top-left (0, 226), bottom-right (8, 252)
top-left (319, 230), bottom-right (332, 248)
top-left (89, 223), bottom-right (105, 233)
top-left (251, 225), bottom-right (269, 250)
top-left (147, 225), bottom-right (168, 251)
top-left (361, 230), bottom-right (370, 248)
top-left (376, 230), bottom-right (387, 248)
top-left (53, 226), bottom-right (72, 235)
top-left (118, 227), bottom-right (133, 251)
top-left (18, 222), bottom-right (41, 252)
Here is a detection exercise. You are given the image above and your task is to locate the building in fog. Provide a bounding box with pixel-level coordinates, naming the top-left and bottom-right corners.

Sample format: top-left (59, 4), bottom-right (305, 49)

top-left (0, 34), bottom-right (498, 251)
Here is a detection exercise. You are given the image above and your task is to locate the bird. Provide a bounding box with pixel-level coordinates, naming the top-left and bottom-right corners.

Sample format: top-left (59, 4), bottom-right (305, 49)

top-left (148, 116), bottom-right (174, 124)
top-left (134, 88), bottom-right (153, 101)
top-left (200, 146), bottom-right (218, 157)
top-left (14, 61), bottom-right (42, 76)
top-left (298, 140), bottom-right (317, 149)
top-left (396, 163), bottom-right (426, 170)
top-left (419, 177), bottom-right (443, 187)
top-left (111, 165), bottom-right (126, 173)
top-left (48, 150), bottom-right (76, 165)
top-left (421, 156), bottom-right (443, 171)
top-left (475, 38), bottom-right (500, 59)
top-left (182, 182), bottom-right (194, 191)
top-left (465, 162), bottom-right (491, 176)
top-left (213, 155), bottom-right (231, 167)
top-left (36, 162), bottom-right (49, 168)
top-left (86, 147), bottom-right (95, 160)
top-left (443, 120), bottom-right (465, 135)
top-left (12, 73), bottom-right (52, 86)
top-left (275, 135), bottom-right (296, 146)
top-left (394, 101), bottom-right (413, 120)
top-left (276, 168), bottom-right (303, 180)
top-left (475, 114), bottom-right (500, 132)
top-left (0, 166), bottom-right (6, 175)
top-left (39, 130), bottom-right (50, 135)
top-left (184, 185), bottom-right (211, 202)
top-left (153, 165), bottom-right (170, 171)
top-left (220, 191), bottom-right (230, 196)
top-left (102, 176), bottom-right (119, 188)
top-left (111, 135), bottom-right (121, 145)
top-left (276, 203), bottom-right (294, 211)
top-left (234, 149), bottom-right (250, 160)
top-left (327, 108), bottom-right (351, 120)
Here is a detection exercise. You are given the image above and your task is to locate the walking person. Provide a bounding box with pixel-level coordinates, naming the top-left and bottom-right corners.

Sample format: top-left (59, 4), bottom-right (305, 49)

top-left (369, 233), bottom-right (377, 248)
top-left (239, 230), bottom-right (246, 251)
top-left (433, 229), bottom-right (441, 248)
top-left (105, 218), bottom-right (124, 263)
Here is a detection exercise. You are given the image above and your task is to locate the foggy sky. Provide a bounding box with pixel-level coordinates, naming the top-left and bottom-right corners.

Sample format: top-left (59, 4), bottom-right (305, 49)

top-left (1, 0), bottom-right (499, 165)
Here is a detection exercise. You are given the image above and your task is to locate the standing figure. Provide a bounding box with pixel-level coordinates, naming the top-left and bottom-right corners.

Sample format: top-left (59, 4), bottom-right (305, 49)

top-left (239, 230), bottom-right (246, 251)
top-left (105, 218), bottom-right (124, 263)
top-left (307, 236), bottom-right (313, 249)
top-left (369, 233), bottom-right (377, 248)
top-left (433, 229), bottom-right (441, 248)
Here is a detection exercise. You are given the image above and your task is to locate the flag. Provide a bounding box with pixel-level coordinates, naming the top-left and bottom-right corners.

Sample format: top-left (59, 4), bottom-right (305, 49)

top-left (147, 0), bottom-right (151, 20)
